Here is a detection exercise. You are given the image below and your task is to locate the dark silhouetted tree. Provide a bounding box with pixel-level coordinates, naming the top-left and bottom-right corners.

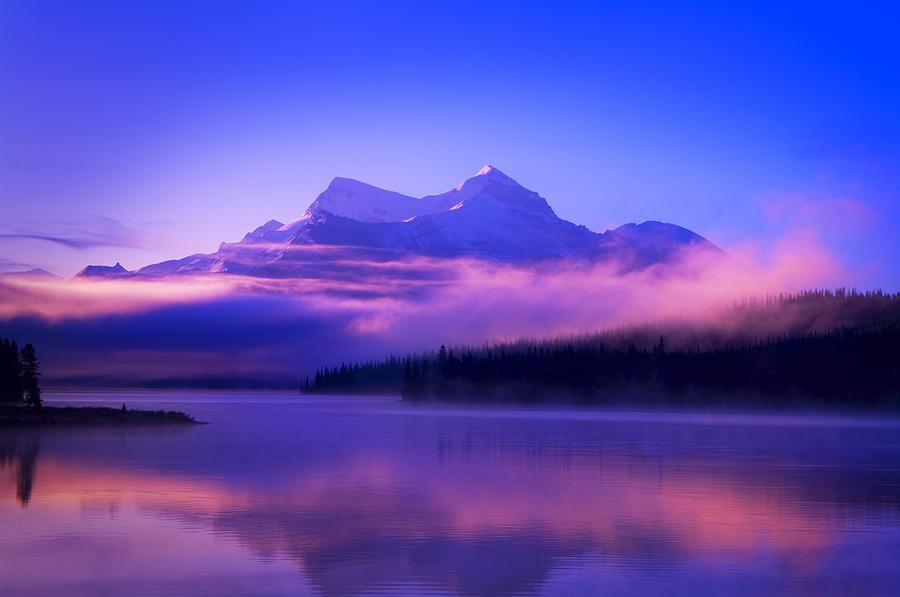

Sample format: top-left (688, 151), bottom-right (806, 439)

top-left (0, 339), bottom-right (23, 402)
top-left (20, 343), bottom-right (41, 410)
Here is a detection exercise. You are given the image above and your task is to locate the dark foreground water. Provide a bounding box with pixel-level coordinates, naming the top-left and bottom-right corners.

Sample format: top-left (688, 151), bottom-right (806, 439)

top-left (2, 393), bottom-right (900, 596)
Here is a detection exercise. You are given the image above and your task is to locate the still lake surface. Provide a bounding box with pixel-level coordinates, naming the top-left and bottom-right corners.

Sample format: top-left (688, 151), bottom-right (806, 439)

top-left (2, 392), bottom-right (900, 596)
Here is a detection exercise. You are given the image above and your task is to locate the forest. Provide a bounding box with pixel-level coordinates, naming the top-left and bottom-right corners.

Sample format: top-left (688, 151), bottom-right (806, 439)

top-left (0, 338), bottom-right (41, 409)
top-left (307, 290), bottom-right (900, 407)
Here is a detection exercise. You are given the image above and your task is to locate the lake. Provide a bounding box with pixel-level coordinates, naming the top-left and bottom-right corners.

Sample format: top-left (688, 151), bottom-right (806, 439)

top-left (2, 392), bottom-right (900, 596)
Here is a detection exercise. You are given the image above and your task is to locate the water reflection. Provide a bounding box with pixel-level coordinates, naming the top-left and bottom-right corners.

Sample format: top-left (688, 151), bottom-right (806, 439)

top-left (2, 395), bottom-right (900, 596)
top-left (0, 436), bottom-right (38, 505)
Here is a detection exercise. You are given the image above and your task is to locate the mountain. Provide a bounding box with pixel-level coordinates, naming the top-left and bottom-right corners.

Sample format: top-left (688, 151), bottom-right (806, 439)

top-left (0, 268), bottom-right (61, 279)
top-left (75, 262), bottom-right (131, 278)
top-left (90, 166), bottom-right (721, 278)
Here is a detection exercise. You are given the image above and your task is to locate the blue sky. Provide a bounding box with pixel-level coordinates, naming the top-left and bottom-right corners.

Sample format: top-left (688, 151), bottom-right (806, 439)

top-left (1, 1), bottom-right (899, 285)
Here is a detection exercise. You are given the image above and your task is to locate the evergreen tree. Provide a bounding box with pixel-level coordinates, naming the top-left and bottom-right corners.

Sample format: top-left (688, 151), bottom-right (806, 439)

top-left (20, 343), bottom-right (41, 410)
top-left (0, 339), bottom-right (23, 403)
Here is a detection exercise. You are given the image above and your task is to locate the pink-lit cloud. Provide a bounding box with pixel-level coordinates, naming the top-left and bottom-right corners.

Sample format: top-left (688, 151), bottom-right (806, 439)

top-left (0, 276), bottom-right (231, 320)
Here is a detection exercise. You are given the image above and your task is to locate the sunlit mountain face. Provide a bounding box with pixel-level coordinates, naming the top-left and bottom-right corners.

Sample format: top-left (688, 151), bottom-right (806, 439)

top-left (74, 165), bottom-right (721, 279)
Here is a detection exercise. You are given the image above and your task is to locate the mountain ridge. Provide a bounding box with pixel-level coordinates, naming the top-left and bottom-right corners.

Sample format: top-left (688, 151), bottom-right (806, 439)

top-left (74, 166), bottom-right (722, 279)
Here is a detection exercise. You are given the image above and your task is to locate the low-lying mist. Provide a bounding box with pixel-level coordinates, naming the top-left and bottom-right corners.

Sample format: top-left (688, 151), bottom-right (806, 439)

top-left (0, 232), bottom-right (872, 386)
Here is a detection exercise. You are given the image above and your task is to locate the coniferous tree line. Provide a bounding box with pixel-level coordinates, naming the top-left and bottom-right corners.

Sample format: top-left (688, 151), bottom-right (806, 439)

top-left (0, 338), bottom-right (42, 409)
top-left (305, 354), bottom-right (407, 395)
top-left (307, 290), bottom-right (900, 407)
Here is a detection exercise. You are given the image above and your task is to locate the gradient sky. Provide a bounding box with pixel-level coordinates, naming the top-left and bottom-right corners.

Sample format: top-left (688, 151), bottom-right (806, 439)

top-left (1, 1), bottom-right (899, 285)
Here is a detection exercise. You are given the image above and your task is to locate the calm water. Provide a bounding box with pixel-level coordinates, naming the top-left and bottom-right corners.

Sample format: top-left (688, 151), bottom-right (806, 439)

top-left (2, 393), bottom-right (900, 596)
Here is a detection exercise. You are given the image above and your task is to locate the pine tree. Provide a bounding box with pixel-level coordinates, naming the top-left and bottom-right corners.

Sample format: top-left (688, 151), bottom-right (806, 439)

top-left (20, 343), bottom-right (41, 410)
top-left (0, 339), bottom-right (24, 402)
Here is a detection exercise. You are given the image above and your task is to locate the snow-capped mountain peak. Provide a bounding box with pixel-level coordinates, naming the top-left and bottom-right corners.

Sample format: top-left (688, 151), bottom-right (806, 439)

top-left (300, 177), bottom-right (421, 224)
top-left (467, 164), bottom-right (518, 185)
top-left (434, 164), bottom-right (553, 218)
top-left (452, 164), bottom-right (519, 191)
top-left (114, 165), bottom-right (722, 279)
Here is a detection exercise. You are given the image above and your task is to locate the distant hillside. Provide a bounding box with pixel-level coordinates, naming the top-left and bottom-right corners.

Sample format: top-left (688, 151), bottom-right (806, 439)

top-left (307, 290), bottom-right (900, 408)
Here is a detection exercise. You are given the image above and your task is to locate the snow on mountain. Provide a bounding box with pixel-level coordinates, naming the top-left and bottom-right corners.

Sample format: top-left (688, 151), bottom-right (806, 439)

top-left (277, 164), bottom-right (546, 231)
top-left (106, 165), bottom-right (722, 279)
top-left (242, 219), bottom-right (287, 243)
top-left (299, 178), bottom-right (427, 224)
top-left (423, 164), bottom-right (555, 218)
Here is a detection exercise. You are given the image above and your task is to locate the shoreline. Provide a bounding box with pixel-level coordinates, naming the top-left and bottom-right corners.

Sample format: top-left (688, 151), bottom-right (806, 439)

top-left (0, 404), bottom-right (201, 427)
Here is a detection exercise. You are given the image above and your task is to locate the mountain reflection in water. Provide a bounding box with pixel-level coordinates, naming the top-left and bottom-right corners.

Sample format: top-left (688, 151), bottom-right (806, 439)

top-left (1, 392), bottom-right (900, 596)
